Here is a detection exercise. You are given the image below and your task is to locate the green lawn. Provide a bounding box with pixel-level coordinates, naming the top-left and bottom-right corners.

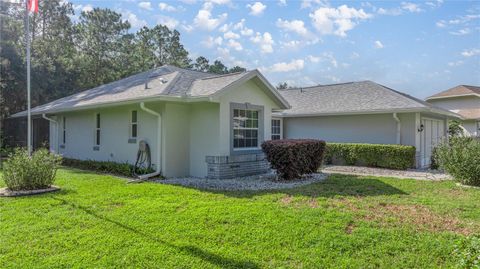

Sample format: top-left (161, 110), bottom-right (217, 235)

top-left (1, 168), bottom-right (479, 268)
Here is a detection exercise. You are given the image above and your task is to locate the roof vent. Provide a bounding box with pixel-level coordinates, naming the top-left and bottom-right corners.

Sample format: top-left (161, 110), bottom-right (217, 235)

top-left (159, 78), bottom-right (168, 84)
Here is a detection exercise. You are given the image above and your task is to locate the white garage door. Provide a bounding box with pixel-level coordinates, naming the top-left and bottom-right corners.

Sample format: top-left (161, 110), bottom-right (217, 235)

top-left (420, 118), bottom-right (445, 167)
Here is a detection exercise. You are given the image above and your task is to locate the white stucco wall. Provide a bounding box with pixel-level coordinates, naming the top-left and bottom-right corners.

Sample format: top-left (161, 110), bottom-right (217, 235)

top-left (283, 113), bottom-right (417, 146)
top-left (51, 103), bottom-right (160, 168)
top-left (218, 79), bottom-right (278, 156)
top-left (189, 103), bottom-right (220, 177)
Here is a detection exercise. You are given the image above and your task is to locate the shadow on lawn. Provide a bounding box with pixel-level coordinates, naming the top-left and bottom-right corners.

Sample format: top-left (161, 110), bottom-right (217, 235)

top-left (207, 174), bottom-right (408, 199)
top-left (52, 197), bottom-right (259, 269)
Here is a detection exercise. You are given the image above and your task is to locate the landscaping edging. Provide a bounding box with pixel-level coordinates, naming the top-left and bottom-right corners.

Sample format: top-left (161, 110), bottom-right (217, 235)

top-left (0, 186), bottom-right (60, 197)
top-left (455, 183), bottom-right (480, 189)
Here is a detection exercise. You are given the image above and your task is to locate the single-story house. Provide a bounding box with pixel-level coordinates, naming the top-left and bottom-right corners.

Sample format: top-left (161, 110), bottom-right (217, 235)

top-left (13, 66), bottom-right (461, 178)
top-left (12, 65), bottom-right (290, 179)
top-left (426, 85), bottom-right (480, 137)
top-left (274, 81), bottom-right (461, 168)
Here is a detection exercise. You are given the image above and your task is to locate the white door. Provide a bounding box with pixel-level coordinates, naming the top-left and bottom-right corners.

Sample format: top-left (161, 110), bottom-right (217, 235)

top-left (420, 118), bottom-right (445, 167)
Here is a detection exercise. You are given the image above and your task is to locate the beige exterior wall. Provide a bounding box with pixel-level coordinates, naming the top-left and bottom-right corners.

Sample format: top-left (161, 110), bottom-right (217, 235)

top-left (428, 96), bottom-right (480, 136)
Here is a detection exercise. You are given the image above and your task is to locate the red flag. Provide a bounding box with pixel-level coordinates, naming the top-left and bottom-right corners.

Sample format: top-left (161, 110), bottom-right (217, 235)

top-left (27, 0), bottom-right (38, 13)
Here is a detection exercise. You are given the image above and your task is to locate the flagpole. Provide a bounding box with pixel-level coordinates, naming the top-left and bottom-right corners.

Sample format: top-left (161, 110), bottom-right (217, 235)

top-left (25, 0), bottom-right (32, 155)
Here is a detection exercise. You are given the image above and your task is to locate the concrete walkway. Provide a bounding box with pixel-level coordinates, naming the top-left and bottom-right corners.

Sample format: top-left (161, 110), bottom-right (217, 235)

top-left (322, 165), bottom-right (452, 181)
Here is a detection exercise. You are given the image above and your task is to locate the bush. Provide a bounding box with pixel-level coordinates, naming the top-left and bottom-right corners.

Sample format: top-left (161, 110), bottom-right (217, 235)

top-left (453, 234), bottom-right (480, 269)
top-left (324, 143), bottom-right (416, 170)
top-left (262, 139), bottom-right (326, 180)
top-left (435, 137), bottom-right (480, 186)
top-left (62, 158), bottom-right (154, 177)
top-left (2, 148), bottom-right (62, 191)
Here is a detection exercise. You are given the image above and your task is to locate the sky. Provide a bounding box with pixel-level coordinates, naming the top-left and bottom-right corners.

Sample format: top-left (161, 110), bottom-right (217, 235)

top-left (70, 0), bottom-right (480, 98)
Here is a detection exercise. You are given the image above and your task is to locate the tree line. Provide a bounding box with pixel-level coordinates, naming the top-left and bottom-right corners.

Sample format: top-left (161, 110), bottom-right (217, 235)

top-left (0, 0), bottom-right (245, 124)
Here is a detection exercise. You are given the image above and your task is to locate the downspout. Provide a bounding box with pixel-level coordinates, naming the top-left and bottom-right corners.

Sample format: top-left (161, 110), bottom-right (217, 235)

top-left (138, 102), bottom-right (162, 180)
top-left (42, 114), bottom-right (58, 153)
top-left (393, 113), bottom-right (401, 144)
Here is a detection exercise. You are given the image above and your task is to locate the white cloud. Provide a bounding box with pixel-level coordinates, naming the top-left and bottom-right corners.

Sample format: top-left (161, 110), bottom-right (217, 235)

top-left (401, 2), bottom-right (422, 13)
top-left (227, 39), bottom-right (243, 51)
top-left (306, 52), bottom-right (338, 67)
top-left (209, 0), bottom-right (231, 5)
top-left (461, 48), bottom-right (480, 57)
top-left (122, 10), bottom-right (147, 28)
top-left (156, 15), bottom-right (179, 29)
top-left (374, 40), bottom-right (384, 49)
top-left (193, 2), bottom-right (228, 31)
top-left (179, 0), bottom-right (197, 4)
top-left (449, 28), bottom-right (471, 35)
top-left (276, 19), bottom-right (312, 38)
top-left (138, 2), bottom-right (152, 10)
top-left (181, 24), bottom-right (194, 32)
top-left (309, 5), bottom-right (372, 37)
top-left (426, 0), bottom-right (443, 8)
top-left (247, 2), bottom-right (267, 16)
top-left (202, 36), bottom-right (223, 48)
top-left (250, 32), bottom-right (274, 53)
top-left (278, 0), bottom-right (287, 6)
top-left (377, 7), bottom-right (402, 16)
top-left (158, 2), bottom-right (177, 12)
top-left (280, 40), bottom-right (301, 50)
top-left (234, 19), bottom-right (254, 36)
top-left (436, 20), bottom-right (446, 28)
top-left (448, 60), bottom-right (464, 67)
top-left (307, 55), bottom-right (321, 63)
top-left (268, 59), bottom-right (305, 72)
top-left (82, 4), bottom-right (93, 13)
top-left (224, 31), bottom-right (240, 39)
top-left (350, 52), bottom-right (360, 59)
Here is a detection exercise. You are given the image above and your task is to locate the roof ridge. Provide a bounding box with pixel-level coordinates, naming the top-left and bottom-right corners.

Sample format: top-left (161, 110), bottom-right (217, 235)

top-left (373, 82), bottom-right (433, 108)
top-left (283, 81), bottom-right (372, 91)
top-left (199, 70), bottom-right (250, 80)
top-left (162, 64), bottom-right (225, 76)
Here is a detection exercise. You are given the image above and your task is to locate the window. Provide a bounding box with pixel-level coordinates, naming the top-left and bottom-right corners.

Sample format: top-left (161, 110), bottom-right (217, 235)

top-left (130, 110), bottom-right (138, 138)
top-left (233, 109), bottom-right (259, 149)
top-left (95, 113), bottom-right (101, 146)
top-left (271, 119), bottom-right (281, 140)
top-left (62, 116), bottom-right (66, 144)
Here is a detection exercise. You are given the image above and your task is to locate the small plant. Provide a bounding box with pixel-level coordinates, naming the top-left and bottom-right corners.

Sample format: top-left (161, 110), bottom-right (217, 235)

top-left (453, 234), bottom-right (480, 269)
top-left (2, 148), bottom-right (62, 191)
top-left (262, 139), bottom-right (326, 180)
top-left (448, 120), bottom-right (465, 138)
top-left (435, 137), bottom-right (480, 186)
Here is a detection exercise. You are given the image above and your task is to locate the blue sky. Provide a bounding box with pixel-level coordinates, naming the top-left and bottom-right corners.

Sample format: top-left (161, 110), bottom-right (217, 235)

top-left (70, 0), bottom-right (480, 98)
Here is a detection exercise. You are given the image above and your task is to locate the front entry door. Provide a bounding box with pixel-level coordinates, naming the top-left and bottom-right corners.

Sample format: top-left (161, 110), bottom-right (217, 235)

top-left (420, 118), bottom-right (445, 167)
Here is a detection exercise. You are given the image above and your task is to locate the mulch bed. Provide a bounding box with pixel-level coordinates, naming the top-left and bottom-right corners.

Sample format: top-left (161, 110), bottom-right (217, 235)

top-left (0, 186), bottom-right (60, 197)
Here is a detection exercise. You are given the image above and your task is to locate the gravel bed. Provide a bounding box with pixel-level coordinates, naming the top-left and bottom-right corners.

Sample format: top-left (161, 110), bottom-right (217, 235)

top-left (154, 172), bottom-right (327, 191)
top-left (322, 165), bottom-right (452, 180)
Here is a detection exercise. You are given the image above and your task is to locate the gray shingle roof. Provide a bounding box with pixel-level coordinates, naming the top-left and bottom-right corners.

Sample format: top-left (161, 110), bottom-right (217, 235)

top-left (12, 65), bottom-right (288, 117)
top-left (276, 81), bottom-right (461, 117)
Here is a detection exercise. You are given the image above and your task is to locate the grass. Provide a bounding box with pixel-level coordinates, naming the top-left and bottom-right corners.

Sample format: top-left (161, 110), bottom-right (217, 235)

top-left (1, 168), bottom-right (479, 268)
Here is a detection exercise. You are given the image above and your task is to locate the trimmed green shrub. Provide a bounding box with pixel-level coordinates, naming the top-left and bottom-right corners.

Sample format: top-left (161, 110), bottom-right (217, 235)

top-left (262, 139), bottom-right (326, 180)
top-left (324, 143), bottom-right (416, 170)
top-left (453, 234), bottom-right (480, 269)
top-left (62, 158), bottom-right (154, 177)
top-left (2, 148), bottom-right (62, 191)
top-left (435, 136), bottom-right (480, 186)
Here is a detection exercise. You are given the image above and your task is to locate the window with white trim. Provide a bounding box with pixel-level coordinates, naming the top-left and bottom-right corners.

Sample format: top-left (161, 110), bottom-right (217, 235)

top-left (271, 119), bottom-right (281, 140)
top-left (233, 109), bottom-right (259, 149)
top-left (95, 113), bottom-right (101, 146)
top-left (62, 116), bottom-right (66, 144)
top-left (130, 110), bottom-right (138, 138)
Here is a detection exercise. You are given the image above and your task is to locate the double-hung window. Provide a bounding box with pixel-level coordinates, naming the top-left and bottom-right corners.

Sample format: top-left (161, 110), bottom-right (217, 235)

top-left (233, 109), bottom-right (259, 149)
top-left (130, 110), bottom-right (138, 139)
top-left (95, 113), bottom-right (101, 146)
top-left (271, 118), bottom-right (281, 140)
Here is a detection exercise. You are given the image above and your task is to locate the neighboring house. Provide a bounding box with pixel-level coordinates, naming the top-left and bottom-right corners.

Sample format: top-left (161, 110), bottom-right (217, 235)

top-left (12, 65), bottom-right (290, 179)
top-left (13, 67), bottom-right (462, 177)
top-left (426, 85), bottom-right (480, 137)
top-left (274, 81), bottom-right (460, 168)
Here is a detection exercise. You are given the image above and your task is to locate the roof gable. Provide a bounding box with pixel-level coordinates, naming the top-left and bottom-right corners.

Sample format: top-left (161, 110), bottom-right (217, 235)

top-left (426, 85), bottom-right (480, 100)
